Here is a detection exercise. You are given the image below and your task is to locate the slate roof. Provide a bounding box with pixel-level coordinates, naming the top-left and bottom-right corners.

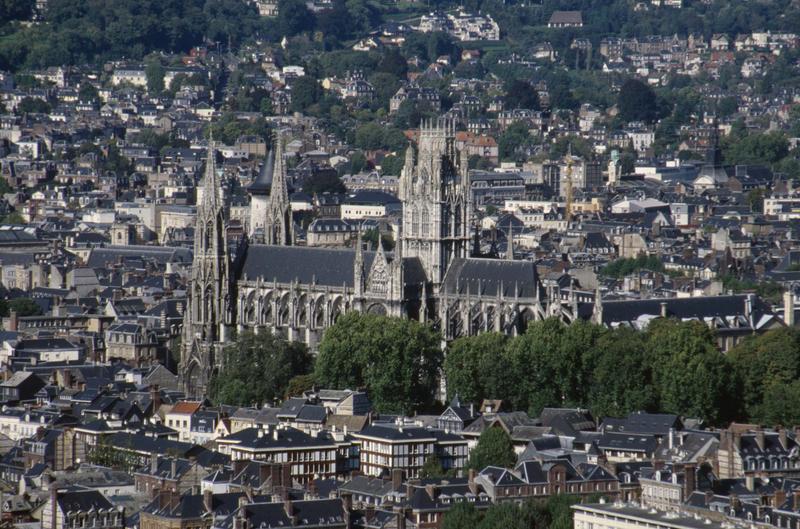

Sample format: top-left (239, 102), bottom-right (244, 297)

top-left (242, 245), bottom-right (376, 287)
top-left (220, 427), bottom-right (337, 450)
top-left (355, 424), bottom-right (438, 442)
top-left (597, 432), bottom-right (658, 453)
top-left (602, 412), bottom-right (682, 436)
top-left (598, 295), bottom-right (777, 330)
top-left (228, 499), bottom-right (346, 529)
top-left (441, 258), bottom-right (540, 298)
top-left (86, 246), bottom-right (192, 268)
top-left (56, 490), bottom-right (115, 513)
top-left (248, 146), bottom-right (275, 195)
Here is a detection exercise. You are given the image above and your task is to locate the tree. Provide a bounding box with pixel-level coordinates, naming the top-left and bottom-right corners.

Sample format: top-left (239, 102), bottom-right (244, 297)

top-left (208, 330), bottom-right (313, 406)
top-left (285, 374), bottom-right (316, 399)
top-left (16, 97), bottom-right (50, 114)
top-left (478, 503), bottom-right (530, 529)
top-left (584, 327), bottom-right (656, 418)
top-left (355, 122), bottom-right (385, 151)
top-left (756, 381), bottom-right (800, 427)
top-left (467, 427), bottom-right (516, 471)
top-left (645, 319), bottom-right (736, 424)
top-left (78, 82), bottom-right (99, 102)
top-left (442, 501), bottom-right (480, 529)
top-left (314, 313), bottom-right (443, 413)
top-left (0, 0), bottom-right (33, 21)
top-left (145, 58), bottom-right (165, 93)
top-left (503, 79), bottom-right (540, 110)
top-left (290, 76), bottom-right (322, 113)
top-left (498, 121), bottom-right (534, 161)
top-left (444, 332), bottom-right (511, 404)
top-left (722, 131), bottom-right (789, 167)
top-left (504, 318), bottom-right (603, 414)
top-left (377, 50), bottom-right (408, 77)
top-left (617, 78), bottom-right (664, 124)
top-left (380, 153), bottom-right (405, 176)
top-left (277, 0), bottom-right (315, 36)
top-left (419, 454), bottom-right (452, 479)
top-left (728, 328), bottom-right (800, 422)
top-left (1, 211), bottom-right (24, 224)
top-left (7, 298), bottom-right (41, 317)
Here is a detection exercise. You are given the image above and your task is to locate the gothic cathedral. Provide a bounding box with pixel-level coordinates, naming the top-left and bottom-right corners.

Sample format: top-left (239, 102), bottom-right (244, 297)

top-left (179, 122), bottom-right (578, 397)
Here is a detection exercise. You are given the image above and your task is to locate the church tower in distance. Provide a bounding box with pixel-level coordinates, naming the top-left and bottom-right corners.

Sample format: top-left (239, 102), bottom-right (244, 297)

top-left (180, 141), bottom-right (232, 397)
top-left (399, 119), bottom-right (471, 292)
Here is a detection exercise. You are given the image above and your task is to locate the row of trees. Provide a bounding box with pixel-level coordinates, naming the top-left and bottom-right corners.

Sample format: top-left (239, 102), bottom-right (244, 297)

top-left (0, 0), bottom-right (261, 71)
top-left (446, 319), bottom-right (800, 426)
top-left (209, 312), bottom-right (800, 427)
top-left (442, 492), bottom-right (588, 529)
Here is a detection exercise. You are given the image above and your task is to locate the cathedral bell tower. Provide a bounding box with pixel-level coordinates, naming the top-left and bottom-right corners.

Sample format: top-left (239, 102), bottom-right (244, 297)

top-left (399, 119), bottom-right (471, 293)
top-left (180, 140), bottom-right (232, 398)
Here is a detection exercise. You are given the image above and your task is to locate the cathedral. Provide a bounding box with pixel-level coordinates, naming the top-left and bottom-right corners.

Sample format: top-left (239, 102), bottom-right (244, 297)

top-left (179, 122), bottom-right (579, 397)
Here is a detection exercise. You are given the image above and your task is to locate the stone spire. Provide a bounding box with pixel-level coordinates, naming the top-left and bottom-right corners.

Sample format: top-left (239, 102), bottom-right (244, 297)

top-left (506, 221), bottom-right (514, 261)
top-left (269, 131), bottom-right (289, 208)
top-left (264, 130), bottom-right (294, 246)
top-left (592, 285), bottom-right (603, 325)
top-left (181, 135), bottom-right (231, 398)
top-left (354, 229), bottom-right (364, 297)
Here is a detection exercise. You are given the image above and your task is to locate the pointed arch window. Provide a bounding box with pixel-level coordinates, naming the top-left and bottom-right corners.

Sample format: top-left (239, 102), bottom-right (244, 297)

top-left (421, 207), bottom-right (430, 237)
top-left (411, 207), bottom-right (419, 236)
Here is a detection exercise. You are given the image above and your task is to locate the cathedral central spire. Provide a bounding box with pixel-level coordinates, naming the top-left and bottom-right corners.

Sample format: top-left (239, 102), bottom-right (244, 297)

top-left (264, 130), bottom-right (294, 246)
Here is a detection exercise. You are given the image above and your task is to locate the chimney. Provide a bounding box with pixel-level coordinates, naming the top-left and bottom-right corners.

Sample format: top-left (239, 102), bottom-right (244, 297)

top-left (7, 310), bottom-right (17, 332)
top-left (785, 290), bottom-right (795, 326)
top-left (746, 475), bottom-right (755, 492)
top-left (733, 432), bottom-right (741, 450)
top-left (62, 369), bottom-right (72, 389)
top-left (745, 294), bottom-right (754, 323)
top-left (307, 478), bottom-right (318, 498)
top-left (171, 458), bottom-right (177, 479)
top-left (755, 429), bottom-right (765, 451)
top-left (704, 490), bottom-right (713, 506)
top-left (668, 428), bottom-right (675, 450)
top-left (342, 493), bottom-right (354, 529)
top-left (395, 506), bottom-right (407, 529)
top-left (683, 464), bottom-right (696, 498)
top-left (391, 469), bottom-right (403, 491)
top-left (150, 384), bottom-right (161, 413)
top-left (150, 453), bottom-right (158, 474)
top-left (203, 489), bottom-right (213, 513)
top-left (468, 468), bottom-right (478, 495)
top-left (50, 487), bottom-right (58, 529)
top-left (730, 494), bottom-right (741, 511)
top-left (774, 489), bottom-right (787, 508)
top-left (284, 498), bottom-right (296, 523)
top-left (659, 302), bottom-right (668, 318)
top-left (425, 484), bottom-right (436, 501)
top-left (340, 491), bottom-right (353, 512)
